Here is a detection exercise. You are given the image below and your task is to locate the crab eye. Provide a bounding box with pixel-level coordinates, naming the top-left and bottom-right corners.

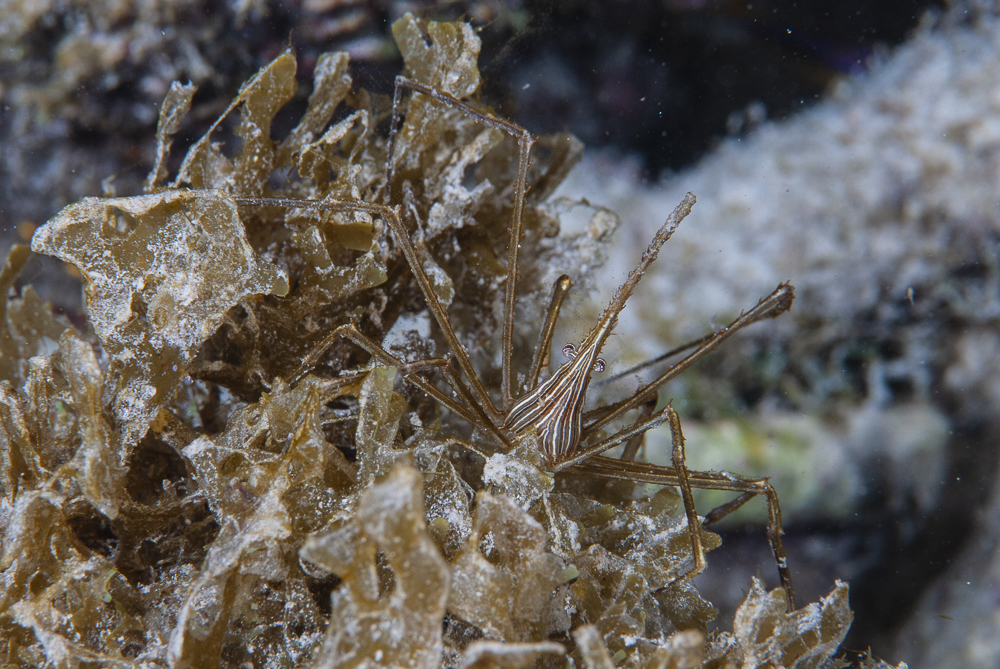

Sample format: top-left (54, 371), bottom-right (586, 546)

top-left (593, 358), bottom-right (606, 373)
top-left (562, 344), bottom-right (576, 359)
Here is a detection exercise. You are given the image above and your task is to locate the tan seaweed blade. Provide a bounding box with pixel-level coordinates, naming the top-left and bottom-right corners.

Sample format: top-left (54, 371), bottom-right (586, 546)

top-left (247, 76), bottom-right (797, 608)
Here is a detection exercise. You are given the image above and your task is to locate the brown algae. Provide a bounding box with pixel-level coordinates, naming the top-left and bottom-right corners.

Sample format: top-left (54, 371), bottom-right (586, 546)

top-left (0, 13), bottom-right (900, 669)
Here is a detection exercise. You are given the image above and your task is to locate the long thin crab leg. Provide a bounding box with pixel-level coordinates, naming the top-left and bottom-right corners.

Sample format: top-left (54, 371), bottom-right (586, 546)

top-left (583, 282), bottom-right (795, 435)
top-left (290, 340), bottom-right (444, 389)
top-left (597, 331), bottom-right (717, 387)
top-left (704, 491), bottom-right (757, 524)
top-left (235, 195), bottom-right (501, 420)
top-left (288, 325), bottom-right (350, 388)
top-left (385, 76), bottom-right (535, 410)
top-left (573, 455), bottom-right (795, 608)
top-left (620, 397), bottom-right (657, 462)
top-left (380, 202), bottom-right (502, 420)
top-left (333, 322), bottom-right (514, 449)
top-left (666, 408), bottom-right (708, 586)
top-left (331, 322), bottom-right (476, 421)
top-left (553, 405), bottom-right (673, 470)
top-left (440, 358), bottom-right (514, 450)
top-left (526, 274), bottom-right (573, 392)
top-left (569, 409), bottom-right (709, 592)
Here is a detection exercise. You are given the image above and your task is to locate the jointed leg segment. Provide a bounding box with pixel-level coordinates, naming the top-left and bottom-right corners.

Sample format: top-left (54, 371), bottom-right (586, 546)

top-left (527, 274), bottom-right (574, 392)
top-left (573, 450), bottom-right (795, 607)
top-left (667, 408), bottom-right (709, 587)
top-left (583, 282), bottom-right (794, 434)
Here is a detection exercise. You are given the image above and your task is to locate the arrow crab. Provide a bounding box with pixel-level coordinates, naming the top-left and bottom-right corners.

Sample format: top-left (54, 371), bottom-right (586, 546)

top-left (238, 76), bottom-right (797, 608)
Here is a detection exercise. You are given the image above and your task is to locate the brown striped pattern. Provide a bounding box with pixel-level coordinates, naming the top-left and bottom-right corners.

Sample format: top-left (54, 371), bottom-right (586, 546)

top-left (504, 341), bottom-right (603, 461)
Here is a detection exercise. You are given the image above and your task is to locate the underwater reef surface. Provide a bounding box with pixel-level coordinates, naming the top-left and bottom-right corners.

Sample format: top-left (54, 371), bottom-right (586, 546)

top-left (3, 0), bottom-right (998, 667)
top-left (553, 2), bottom-right (1000, 665)
top-left (0, 11), bottom-right (899, 669)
